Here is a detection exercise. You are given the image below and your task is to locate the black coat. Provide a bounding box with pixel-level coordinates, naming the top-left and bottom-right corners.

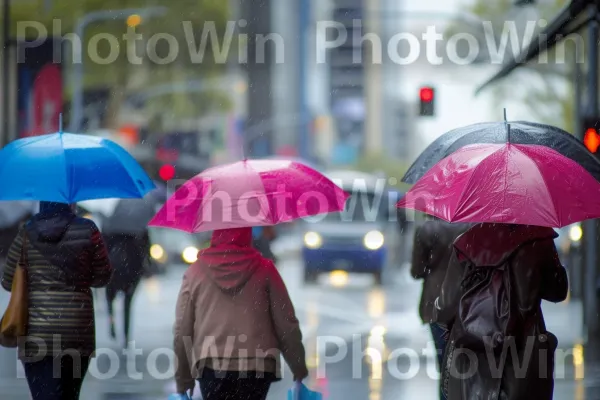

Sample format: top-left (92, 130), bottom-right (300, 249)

top-left (411, 220), bottom-right (471, 323)
top-left (435, 224), bottom-right (568, 400)
top-left (104, 232), bottom-right (149, 293)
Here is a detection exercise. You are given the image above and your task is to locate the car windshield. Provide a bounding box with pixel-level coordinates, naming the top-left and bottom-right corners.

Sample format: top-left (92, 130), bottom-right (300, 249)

top-left (322, 192), bottom-right (388, 222)
top-left (148, 228), bottom-right (199, 249)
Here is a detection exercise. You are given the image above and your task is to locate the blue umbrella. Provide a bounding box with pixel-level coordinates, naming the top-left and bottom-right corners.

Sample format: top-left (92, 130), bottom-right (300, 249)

top-left (0, 131), bottom-right (155, 203)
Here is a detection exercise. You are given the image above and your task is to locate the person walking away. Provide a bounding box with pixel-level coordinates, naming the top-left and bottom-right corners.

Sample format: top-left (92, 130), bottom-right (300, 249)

top-left (174, 227), bottom-right (308, 399)
top-left (434, 223), bottom-right (568, 400)
top-left (410, 215), bottom-right (470, 399)
top-left (1, 201), bottom-right (112, 400)
top-left (252, 226), bottom-right (278, 264)
top-left (104, 229), bottom-right (150, 348)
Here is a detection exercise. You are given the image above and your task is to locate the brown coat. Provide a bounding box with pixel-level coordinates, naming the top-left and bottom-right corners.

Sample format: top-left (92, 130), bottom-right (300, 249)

top-left (173, 228), bottom-right (307, 393)
top-left (410, 220), bottom-right (470, 323)
top-left (435, 224), bottom-right (568, 400)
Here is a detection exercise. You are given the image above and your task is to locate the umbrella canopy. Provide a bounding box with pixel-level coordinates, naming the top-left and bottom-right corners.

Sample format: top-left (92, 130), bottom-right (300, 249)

top-left (78, 198), bottom-right (120, 216)
top-left (0, 132), bottom-right (155, 202)
top-left (149, 159), bottom-right (349, 233)
top-left (79, 196), bottom-right (158, 234)
top-left (103, 198), bottom-right (157, 234)
top-left (402, 121), bottom-right (600, 184)
top-left (397, 143), bottom-right (600, 228)
top-left (0, 201), bottom-right (36, 228)
top-left (150, 180), bottom-right (168, 203)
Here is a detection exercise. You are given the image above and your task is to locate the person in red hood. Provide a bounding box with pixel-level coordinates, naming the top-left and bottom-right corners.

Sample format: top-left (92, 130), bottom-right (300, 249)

top-left (173, 227), bottom-right (308, 399)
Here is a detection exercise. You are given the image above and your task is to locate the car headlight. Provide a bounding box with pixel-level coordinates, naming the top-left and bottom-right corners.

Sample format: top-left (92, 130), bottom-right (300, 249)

top-left (364, 230), bottom-right (384, 250)
top-left (182, 246), bottom-right (199, 263)
top-left (150, 244), bottom-right (165, 261)
top-left (304, 232), bottom-right (322, 248)
top-left (569, 225), bottom-right (583, 242)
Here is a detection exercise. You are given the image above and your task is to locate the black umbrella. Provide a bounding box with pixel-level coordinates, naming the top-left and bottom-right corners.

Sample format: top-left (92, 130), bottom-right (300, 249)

top-left (79, 196), bottom-right (158, 235)
top-left (101, 198), bottom-right (157, 235)
top-left (402, 121), bottom-right (600, 184)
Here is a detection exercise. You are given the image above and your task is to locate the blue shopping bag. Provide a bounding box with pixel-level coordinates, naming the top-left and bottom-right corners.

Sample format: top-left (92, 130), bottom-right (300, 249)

top-left (287, 382), bottom-right (323, 400)
top-left (167, 393), bottom-right (191, 400)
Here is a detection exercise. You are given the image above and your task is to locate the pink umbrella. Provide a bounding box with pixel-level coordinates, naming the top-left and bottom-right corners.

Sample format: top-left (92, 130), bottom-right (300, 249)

top-left (149, 159), bottom-right (349, 233)
top-left (397, 143), bottom-right (600, 227)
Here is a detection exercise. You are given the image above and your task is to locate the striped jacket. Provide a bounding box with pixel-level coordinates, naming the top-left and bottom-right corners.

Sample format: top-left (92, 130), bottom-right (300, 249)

top-left (1, 218), bottom-right (112, 359)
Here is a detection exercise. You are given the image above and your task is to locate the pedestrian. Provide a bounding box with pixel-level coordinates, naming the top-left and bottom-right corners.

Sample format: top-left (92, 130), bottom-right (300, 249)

top-left (410, 213), bottom-right (470, 400)
top-left (252, 226), bottom-right (278, 264)
top-left (104, 229), bottom-right (150, 348)
top-left (173, 227), bottom-right (308, 400)
top-left (434, 223), bottom-right (568, 400)
top-left (1, 201), bottom-right (112, 400)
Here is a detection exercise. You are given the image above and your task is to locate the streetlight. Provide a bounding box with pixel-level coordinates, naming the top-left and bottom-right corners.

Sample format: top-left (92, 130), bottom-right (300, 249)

top-left (68, 7), bottom-right (167, 132)
top-left (126, 14), bottom-right (142, 28)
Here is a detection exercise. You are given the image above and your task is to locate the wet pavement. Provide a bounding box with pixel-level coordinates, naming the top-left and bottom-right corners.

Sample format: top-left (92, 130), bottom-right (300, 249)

top-left (0, 234), bottom-right (596, 399)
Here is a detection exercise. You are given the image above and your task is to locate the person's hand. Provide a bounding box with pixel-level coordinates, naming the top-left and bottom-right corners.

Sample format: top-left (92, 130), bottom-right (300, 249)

top-left (293, 368), bottom-right (309, 382)
top-left (177, 381), bottom-right (195, 397)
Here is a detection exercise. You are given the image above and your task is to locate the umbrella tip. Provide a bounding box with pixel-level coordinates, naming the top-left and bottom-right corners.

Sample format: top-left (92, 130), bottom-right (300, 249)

top-left (503, 108), bottom-right (507, 122)
top-left (59, 113), bottom-right (63, 134)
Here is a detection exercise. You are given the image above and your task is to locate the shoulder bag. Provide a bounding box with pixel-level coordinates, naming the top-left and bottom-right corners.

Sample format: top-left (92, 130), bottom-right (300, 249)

top-left (0, 231), bottom-right (29, 348)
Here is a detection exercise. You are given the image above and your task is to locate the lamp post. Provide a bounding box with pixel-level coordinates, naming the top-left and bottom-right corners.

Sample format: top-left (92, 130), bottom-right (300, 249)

top-left (68, 6), bottom-right (167, 132)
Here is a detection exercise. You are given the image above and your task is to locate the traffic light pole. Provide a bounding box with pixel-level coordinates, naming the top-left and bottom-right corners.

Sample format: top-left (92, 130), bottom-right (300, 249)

top-left (584, 6), bottom-right (599, 337)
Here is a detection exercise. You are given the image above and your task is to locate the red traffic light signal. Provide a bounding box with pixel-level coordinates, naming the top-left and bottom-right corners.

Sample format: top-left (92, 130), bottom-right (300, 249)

top-left (584, 128), bottom-right (600, 153)
top-left (159, 164), bottom-right (175, 181)
top-left (420, 87), bottom-right (434, 102)
top-left (419, 86), bottom-right (435, 116)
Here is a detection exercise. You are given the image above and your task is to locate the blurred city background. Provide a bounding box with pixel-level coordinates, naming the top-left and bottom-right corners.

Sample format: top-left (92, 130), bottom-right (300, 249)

top-left (0, 0), bottom-right (596, 398)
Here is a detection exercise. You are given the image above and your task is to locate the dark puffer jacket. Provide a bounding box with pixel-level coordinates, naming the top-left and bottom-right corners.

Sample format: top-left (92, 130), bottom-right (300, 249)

top-left (1, 213), bottom-right (112, 360)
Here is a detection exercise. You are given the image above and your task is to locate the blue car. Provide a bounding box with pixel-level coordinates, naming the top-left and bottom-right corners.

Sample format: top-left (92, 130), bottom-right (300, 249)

top-left (301, 170), bottom-right (400, 285)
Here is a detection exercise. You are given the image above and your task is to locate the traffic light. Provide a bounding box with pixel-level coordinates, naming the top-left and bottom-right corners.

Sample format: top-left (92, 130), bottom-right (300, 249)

top-left (159, 164), bottom-right (175, 181)
top-left (419, 86), bottom-right (435, 116)
top-left (583, 117), bottom-right (600, 154)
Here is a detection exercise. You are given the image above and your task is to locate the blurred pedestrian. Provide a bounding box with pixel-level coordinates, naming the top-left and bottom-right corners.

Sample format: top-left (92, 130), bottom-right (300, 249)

top-left (1, 201), bottom-right (112, 400)
top-left (104, 230), bottom-right (150, 348)
top-left (434, 223), bottom-right (568, 400)
top-left (173, 227), bottom-right (308, 400)
top-left (410, 213), bottom-right (470, 400)
top-left (252, 226), bottom-right (278, 264)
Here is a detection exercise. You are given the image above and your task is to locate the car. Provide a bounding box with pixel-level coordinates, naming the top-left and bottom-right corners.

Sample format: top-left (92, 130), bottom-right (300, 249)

top-left (148, 228), bottom-right (210, 268)
top-left (300, 170), bottom-right (400, 285)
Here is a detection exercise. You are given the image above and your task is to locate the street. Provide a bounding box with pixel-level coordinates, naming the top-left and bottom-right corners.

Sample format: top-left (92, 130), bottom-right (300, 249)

top-left (0, 234), bottom-right (593, 400)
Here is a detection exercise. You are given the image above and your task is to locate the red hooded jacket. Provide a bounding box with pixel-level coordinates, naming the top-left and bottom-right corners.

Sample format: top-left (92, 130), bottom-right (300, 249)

top-left (173, 228), bottom-right (308, 392)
